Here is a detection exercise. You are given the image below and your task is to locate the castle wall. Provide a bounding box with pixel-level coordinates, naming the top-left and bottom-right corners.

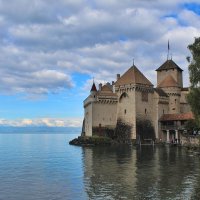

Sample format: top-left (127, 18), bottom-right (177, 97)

top-left (180, 90), bottom-right (191, 113)
top-left (84, 103), bottom-right (93, 136)
top-left (152, 93), bottom-right (169, 140)
top-left (157, 69), bottom-right (183, 87)
top-left (135, 90), bottom-right (154, 121)
top-left (180, 103), bottom-right (191, 113)
top-left (135, 89), bottom-right (155, 140)
top-left (161, 87), bottom-right (181, 114)
top-left (116, 88), bottom-right (136, 139)
top-left (155, 96), bottom-right (169, 140)
top-left (92, 102), bottom-right (117, 128)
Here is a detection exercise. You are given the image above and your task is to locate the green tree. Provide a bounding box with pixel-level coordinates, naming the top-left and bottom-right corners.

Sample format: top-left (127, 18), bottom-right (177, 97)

top-left (187, 37), bottom-right (200, 127)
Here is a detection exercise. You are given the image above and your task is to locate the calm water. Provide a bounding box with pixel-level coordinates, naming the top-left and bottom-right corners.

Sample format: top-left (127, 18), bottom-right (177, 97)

top-left (0, 127), bottom-right (200, 200)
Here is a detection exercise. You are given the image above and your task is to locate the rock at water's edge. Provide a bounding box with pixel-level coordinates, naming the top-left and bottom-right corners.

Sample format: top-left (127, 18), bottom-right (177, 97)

top-left (69, 136), bottom-right (113, 146)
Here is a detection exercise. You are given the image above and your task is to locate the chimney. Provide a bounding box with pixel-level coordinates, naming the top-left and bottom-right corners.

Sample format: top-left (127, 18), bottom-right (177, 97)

top-left (99, 83), bottom-right (102, 91)
top-left (117, 74), bottom-right (120, 80)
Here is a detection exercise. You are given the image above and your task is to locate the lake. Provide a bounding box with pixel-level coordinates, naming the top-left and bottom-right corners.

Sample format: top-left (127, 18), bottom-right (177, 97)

top-left (0, 127), bottom-right (199, 200)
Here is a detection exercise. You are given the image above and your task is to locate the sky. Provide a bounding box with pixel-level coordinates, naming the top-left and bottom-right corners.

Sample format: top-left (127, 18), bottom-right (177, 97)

top-left (0, 0), bottom-right (200, 127)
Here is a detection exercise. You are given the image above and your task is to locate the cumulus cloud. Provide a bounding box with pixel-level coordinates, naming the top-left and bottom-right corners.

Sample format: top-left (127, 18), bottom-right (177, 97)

top-left (0, 117), bottom-right (82, 127)
top-left (0, 0), bottom-right (200, 98)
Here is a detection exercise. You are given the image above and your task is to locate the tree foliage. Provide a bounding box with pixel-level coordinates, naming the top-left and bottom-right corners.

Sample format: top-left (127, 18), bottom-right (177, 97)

top-left (187, 88), bottom-right (200, 126)
top-left (184, 119), bottom-right (199, 134)
top-left (187, 37), bottom-right (200, 88)
top-left (187, 37), bottom-right (200, 126)
top-left (114, 118), bottom-right (132, 143)
top-left (136, 119), bottom-right (155, 141)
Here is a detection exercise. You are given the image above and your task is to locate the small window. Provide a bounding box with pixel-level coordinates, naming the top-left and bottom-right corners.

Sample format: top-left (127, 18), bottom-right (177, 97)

top-left (124, 109), bottom-right (126, 114)
top-left (175, 99), bottom-right (176, 104)
top-left (145, 108), bottom-right (147, 114)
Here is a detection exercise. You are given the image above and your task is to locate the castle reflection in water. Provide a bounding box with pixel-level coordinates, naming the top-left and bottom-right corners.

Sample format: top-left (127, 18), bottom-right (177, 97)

top-left (82, 146), bottom-right (200, 199)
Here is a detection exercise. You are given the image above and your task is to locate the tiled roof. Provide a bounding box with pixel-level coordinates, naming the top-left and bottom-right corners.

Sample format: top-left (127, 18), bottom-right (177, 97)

top-left (158, 75), bottom-right (179, 88)
top-left (154, 88), bottom-right (168, 97)
top-left (101, 85), bottom-right (112, 92)
top-left (159, 112), bottom-right (194, 121)
top-left (115, 65), bottom-right (153, 86)
top-left (97, 85), bottom-right (117, 97)
top-left (90, 82), bottom-right (97, 92)
top-left (156, 59), bottom-right (183, 72)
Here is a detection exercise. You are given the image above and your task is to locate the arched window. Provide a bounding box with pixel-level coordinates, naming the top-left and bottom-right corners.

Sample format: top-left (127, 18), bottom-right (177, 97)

top-left (119, 92), bottom-right (129, 102)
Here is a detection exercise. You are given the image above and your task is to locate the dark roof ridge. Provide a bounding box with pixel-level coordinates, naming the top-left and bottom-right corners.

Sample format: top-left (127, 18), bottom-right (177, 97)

top-left (156, 59), bottom-right (183, 72)
top-left (154, 88), bottom-right (168, 97)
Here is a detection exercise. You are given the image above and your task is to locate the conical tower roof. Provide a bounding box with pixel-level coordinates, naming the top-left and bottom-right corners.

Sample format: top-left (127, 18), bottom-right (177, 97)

top-left (156, 59), bottom-right (183, 72)
top-left (90, 82), bottom-right (97, 92)
top-left (115, 65), bottom-right (153, 86)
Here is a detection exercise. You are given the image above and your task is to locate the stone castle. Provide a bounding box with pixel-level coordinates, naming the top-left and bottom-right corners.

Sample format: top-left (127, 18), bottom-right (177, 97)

top-left (83, 59), bottom-right (193, 143)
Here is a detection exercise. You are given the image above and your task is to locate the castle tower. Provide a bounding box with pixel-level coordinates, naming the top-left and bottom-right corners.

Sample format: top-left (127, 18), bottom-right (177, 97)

top-left (83, 82), bottom-right (98, 136)
top-left (156, 59), bottom-right (183, 114)
top-left (115, 65), bottom-right (154, 140)
top-left (156, 59), bottom-right (183, 88)
top-left (83, 82), bottom-right (118, 137)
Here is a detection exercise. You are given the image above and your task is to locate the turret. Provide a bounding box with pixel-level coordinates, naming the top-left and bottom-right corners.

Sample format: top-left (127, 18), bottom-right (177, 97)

top-left (90, 82), bottom-right (97, 97)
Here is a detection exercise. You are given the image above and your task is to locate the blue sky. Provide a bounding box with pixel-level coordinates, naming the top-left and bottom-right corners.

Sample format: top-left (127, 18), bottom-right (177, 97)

top-left (0, 0), bottom-right (200, 127)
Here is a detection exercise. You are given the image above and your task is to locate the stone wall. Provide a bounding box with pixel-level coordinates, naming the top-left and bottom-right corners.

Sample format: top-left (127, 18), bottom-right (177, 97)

top-left (92, 126), bottom-right (115, 138)
top-left (84, 102), bottom-right (93, 136)
top-left (116, 89), bottom-right (136, 139)
top-left (92, 102), bottom-right (117, 127)
top-left (181, 136), bottom-right (200, 146)
top-left (157, 68), bottom-right (182, 88)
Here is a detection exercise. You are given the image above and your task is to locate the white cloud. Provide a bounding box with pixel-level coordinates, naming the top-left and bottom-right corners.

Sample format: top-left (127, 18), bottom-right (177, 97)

top-left (0, 117), bottom-right (82, 127)
top-left (0, 0), bottom-right (200, 98)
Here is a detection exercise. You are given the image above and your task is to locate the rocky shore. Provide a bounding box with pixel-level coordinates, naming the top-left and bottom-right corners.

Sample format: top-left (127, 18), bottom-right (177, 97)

top-left (69, 136), bottom-right (113, 146)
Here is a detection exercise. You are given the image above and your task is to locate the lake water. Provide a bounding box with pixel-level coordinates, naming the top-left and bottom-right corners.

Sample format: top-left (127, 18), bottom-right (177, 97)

top-left (0, 127), bottom-right (200, 200)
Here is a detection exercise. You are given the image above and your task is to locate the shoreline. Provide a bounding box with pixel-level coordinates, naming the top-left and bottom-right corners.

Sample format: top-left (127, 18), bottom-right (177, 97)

top-left (69, 135), bottom-right (134, 146)
top-left (69, 136), bottom-right (200, 155)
